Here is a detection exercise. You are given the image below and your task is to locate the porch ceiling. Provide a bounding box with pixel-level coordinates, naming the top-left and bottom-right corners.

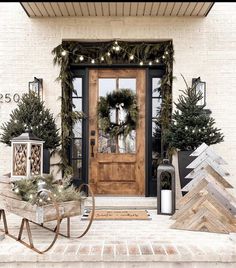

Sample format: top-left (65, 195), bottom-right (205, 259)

top-left (20, 2), bottom-right (214, 18)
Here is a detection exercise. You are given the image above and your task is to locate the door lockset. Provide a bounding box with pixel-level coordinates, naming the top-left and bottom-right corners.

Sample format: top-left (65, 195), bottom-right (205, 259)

top-left (90, 139), bottom-right (95, 157)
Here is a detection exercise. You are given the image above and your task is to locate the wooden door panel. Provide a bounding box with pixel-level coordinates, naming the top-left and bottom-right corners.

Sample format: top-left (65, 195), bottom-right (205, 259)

top-left (98, 162), bottom-right (136, 182)
top-left (89, 69), bottom-right (145, 196)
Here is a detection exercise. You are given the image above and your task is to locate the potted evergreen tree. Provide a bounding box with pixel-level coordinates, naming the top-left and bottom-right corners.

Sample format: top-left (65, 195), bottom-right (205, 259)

top-left (165, 75), bottom-right (224, 193)
top-left (0, 91), bottom-right (60, 174)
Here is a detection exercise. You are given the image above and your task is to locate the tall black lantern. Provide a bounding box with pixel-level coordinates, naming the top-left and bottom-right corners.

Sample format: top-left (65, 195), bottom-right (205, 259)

top-left (157, 159), bottom-right (176, 215)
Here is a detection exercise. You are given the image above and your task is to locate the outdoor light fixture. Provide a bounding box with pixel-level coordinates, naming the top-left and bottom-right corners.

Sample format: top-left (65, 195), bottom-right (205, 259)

top-left (192, 77), bottom-right (206, 106)
top-left (29, 77), bottom-right (43, 99)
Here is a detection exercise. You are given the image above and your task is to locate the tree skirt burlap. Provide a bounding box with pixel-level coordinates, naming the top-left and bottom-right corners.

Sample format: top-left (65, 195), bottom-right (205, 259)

top-left (82, 209), bottom-right (151, 220)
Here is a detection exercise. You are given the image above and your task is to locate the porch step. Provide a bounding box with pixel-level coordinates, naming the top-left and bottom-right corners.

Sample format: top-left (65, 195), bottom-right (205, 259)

top-left (84, 197), bottom-right (157, 209)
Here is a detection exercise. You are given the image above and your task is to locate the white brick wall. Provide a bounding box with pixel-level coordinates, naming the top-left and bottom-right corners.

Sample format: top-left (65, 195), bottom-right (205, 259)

top-left (0, 3), bottom-right (236, 192)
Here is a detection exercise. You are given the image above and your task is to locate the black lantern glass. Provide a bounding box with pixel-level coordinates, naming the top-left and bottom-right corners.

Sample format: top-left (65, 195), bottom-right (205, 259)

top-left (157, 159), bottom-right (176, 215)
top-left (192, 77), bottom-right (206, 106)
top-left (29, 77), bottom-right (43, 99)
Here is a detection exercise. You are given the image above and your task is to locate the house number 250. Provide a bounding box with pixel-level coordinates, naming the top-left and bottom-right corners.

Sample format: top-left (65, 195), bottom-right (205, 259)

top-left (0, 93), bottom-right (21, 103)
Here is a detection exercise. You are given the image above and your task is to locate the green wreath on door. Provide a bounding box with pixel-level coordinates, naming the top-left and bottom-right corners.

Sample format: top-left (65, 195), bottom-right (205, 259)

top-left (97, 88), bottom-right (139, 137)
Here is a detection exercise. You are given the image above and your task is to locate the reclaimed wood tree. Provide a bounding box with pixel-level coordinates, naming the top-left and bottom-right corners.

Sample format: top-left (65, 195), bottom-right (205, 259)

top-left (171, 143), bottom-right (236, 234)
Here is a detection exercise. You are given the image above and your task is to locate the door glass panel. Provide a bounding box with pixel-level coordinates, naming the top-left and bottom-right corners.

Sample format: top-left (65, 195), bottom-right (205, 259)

top-left (72, 98), bottom-right (82, 112)
top-left (152, 98), bottom-right (162, 117)
top-left (72, 78), bottom-right (82, 97)
top-left (98, 78), bottom-right (137, 154)
top-left (99, 78), bottom-right (116, 96)
top-left (72, 139), bottom-right (82, 158)
top-left (72, 159), bottom-right (82, 179)
top-left (119, 78), bottom-right (136, 92)
top-left (73, 121), bottom-right (82, 138)
top-left (152, 78), bottom-right (161, 97)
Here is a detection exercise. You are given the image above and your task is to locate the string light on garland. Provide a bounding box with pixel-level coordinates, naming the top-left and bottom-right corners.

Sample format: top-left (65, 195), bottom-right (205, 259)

top-left (59, 40), bottom-right (171, 66)
top-left (61, 50), bottom-right (67, 56)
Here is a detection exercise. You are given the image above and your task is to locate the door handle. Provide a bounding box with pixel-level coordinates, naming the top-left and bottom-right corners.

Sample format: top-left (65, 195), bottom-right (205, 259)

top-left (90, 139), bottom-right (95, 157)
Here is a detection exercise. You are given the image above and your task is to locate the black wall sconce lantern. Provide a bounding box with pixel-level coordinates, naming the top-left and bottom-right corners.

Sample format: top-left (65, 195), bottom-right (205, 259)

top-left (157, 159), bottom-right (176, 215)
top-left (192, 77), bottom-right (206, 106)
top-left (29, 77), bottom-right (43, 99)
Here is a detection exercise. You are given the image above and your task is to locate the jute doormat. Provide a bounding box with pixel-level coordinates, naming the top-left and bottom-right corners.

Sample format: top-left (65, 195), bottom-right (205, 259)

top-left (82, 209), bottom-right (151, 220)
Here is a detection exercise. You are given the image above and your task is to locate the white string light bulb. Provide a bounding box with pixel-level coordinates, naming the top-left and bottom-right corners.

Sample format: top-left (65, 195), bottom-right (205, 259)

top-left (155, 59), bottom-right (159, 63)
top-left (114, 41), bottom-right (118, 45)
top-left (91, 59), bottom-right (95, 64)
top-left (115, 46), bottom-right (120, 51)
top-left (149, 61), bottom-right (152, 66)
top-left (61, 50), bottom-right (67, 56)
top-left (129, 55), bottom-right (134, 60)
top-left (165, 51), bottom-right (169, 55)
top-left (162, 55), bottom-right (166, 59)
top-left (139, 61), bottom-right (143, 66)
top-left (101, 56), bottom-right (104, 61)
top-left (79, 55), bottom-right (84, 61)
top-left (107, 52), bottom-right (111, 56)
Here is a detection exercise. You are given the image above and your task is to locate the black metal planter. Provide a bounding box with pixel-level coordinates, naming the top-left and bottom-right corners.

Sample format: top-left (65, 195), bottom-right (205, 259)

top-left (177, 150), bottom-right (196, 196)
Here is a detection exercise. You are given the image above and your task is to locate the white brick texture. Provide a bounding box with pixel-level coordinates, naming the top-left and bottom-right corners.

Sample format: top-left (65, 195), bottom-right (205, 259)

top-left (0, 3), bottom-right (236, 193)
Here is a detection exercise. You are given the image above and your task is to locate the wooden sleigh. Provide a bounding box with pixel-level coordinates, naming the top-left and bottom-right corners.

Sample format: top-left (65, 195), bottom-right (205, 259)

top-left (0, 176), bottom-right (95, 254)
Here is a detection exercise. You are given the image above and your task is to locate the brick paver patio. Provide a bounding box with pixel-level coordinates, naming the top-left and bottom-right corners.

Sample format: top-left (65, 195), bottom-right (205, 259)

top-left (0, 209), bottom-right (236, 267)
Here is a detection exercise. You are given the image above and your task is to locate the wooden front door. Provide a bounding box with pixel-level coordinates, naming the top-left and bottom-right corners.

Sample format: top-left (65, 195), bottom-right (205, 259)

top-left (89, 69), bottom-right (145, 195)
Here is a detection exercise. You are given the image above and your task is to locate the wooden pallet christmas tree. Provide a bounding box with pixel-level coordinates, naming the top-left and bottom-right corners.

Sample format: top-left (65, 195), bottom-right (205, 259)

top-left (171, 143), bottom-right (236, 234)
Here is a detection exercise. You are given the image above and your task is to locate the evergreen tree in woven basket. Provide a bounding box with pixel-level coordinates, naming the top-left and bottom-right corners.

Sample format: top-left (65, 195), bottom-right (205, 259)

top-left (165, 76), bottom-right (224, 151)
top-left (0, 91), bottom-right (60, 150)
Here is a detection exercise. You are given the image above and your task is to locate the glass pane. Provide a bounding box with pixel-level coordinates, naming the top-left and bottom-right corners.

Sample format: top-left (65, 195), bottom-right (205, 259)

top-left (73, 121), bottom-right (82, 138)
top-left (152, 78), bottom-right (161, 97)
top-left (98, 131), bottom-right (136, 154)
top-left (118, 132), bottom-right (136, 153)
top-left (98, 130), bottom-right (117, 153)
top-left (99, 78), bottom-right (116, 97)
top-left (72, 98), bottom-right (82, 112)
top-left (152, 98), bottom-right (162, 117)
top-left (72, 78), bottom-right (82, 97)
top-left (119, 78), bottom-right (136, 92)
top-left (72, 159), bottom-right (82, 179)
top-left (72, 139), bottom-right (82, 158)
top-left (152, 121), bottom-right (161, 158)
